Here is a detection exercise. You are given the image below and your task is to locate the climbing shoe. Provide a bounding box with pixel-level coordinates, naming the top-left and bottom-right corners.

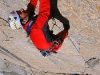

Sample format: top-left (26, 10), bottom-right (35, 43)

top-left (40, 51), bottom-right (51, 57)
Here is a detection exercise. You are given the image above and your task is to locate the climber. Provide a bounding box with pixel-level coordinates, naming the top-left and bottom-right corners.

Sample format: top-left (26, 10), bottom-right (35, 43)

top-left (8, 0), bottom-right (70, 57)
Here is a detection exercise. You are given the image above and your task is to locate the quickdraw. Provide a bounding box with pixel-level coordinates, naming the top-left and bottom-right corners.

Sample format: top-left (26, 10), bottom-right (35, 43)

top-left (51, 17), bottom-right (62, 30)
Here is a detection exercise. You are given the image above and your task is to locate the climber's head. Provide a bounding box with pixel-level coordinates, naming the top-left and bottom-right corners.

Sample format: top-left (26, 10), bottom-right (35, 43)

top-left (17, 8), bottom-right (29, 25)
top-left (8, 8), bottom-right (29, 29)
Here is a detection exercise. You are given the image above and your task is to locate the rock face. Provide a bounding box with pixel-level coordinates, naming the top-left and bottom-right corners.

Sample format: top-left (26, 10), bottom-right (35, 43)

top-left (0, 57), bottom-right (31, 75)
top-left (59, 0), bottom-right (100, 59)
top-left (0, 0), bottom-right (100, 75)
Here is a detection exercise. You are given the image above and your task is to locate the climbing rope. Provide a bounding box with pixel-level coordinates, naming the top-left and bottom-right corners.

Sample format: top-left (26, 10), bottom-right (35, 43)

top-left (68, 36), bottom-right (87, 75)
top-left (51, 19), bottom-right (87, 74)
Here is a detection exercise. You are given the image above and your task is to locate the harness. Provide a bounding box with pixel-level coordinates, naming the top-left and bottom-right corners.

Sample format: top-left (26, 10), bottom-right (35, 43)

top-left (26, 17), bottom-right (36, 35)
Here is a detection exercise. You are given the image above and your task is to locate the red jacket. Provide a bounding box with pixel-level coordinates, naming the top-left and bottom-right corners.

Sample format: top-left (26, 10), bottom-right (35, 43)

top-left (23, 0), bottom-right (53, 50)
